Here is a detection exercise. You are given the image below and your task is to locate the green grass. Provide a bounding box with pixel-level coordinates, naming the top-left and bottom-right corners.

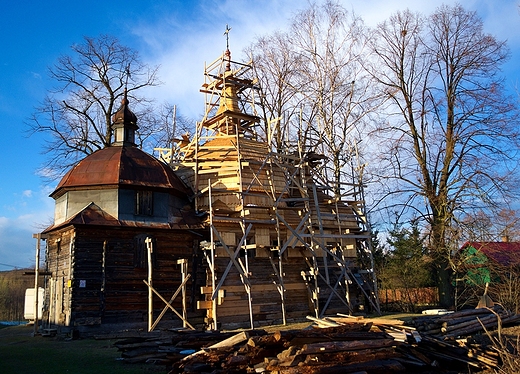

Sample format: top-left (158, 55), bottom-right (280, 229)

top-left (0, 325), bottom-right (166, 374)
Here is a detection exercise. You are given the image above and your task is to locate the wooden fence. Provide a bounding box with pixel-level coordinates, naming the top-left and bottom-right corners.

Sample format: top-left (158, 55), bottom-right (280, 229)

top-left (379, 287), bottom-right (438, 307)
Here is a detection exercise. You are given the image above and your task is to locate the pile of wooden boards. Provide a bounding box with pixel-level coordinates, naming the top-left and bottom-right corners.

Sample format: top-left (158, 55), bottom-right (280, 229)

top-left (106, 307), bottom-right (520, 373)
top-left (173, 323), bottom-right (406, 373)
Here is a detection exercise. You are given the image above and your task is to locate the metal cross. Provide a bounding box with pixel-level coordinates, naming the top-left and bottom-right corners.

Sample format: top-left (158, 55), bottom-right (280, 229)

top-left (224, 24), bottom-right (231, 50)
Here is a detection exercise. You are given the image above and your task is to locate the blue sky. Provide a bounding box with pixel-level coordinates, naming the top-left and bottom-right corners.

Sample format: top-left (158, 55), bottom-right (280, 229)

top-left (1, 0), bottom-right (519, 270)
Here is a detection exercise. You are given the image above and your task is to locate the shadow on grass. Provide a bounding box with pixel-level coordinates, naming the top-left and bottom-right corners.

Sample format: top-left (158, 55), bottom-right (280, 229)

top-left (0, 325), bottom-right (166, 374)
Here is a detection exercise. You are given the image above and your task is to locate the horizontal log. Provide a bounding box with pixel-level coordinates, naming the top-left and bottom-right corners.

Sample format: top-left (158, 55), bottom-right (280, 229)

top-left (271, 358), bottom-right (406, 374)
top-left (442, 313), bottom-right (501, 333)
top-left (334, 315), bottom-right (407, 328)
top-left (441, 314), bottom-right (494, 327)
top-left (305, 346), bottom-right (398, 365)
top-left (437, 306), bottom-right (503, 321)
top-left (208, 331), bottom-right (250, 349)
top-left (299, 338), bottom-right (395, 355)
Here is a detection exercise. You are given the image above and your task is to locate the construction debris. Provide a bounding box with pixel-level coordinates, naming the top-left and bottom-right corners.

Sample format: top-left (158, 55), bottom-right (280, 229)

top-left (110, 306), bottom-right (520, 373)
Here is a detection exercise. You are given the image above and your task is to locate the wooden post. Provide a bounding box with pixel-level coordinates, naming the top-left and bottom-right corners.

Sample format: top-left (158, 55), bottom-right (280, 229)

top-left (146, 237), bottom-right (153, 332)
top-left (66, 234), bottom-right (75, 327)
top-left (208, 180), bottom-right (217, 330)
top-left (143, 280), bottom-right (195, 330)
top-left (275, 213), bottom-right (287, 325)
top-left (177, 259), bottom-right (188, 328)
top-left (32, 233), bottom-right (47, 336)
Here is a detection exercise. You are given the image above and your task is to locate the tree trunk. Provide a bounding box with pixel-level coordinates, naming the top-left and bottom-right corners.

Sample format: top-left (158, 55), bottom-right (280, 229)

top-left (437, 259), bottom-right (453, 308)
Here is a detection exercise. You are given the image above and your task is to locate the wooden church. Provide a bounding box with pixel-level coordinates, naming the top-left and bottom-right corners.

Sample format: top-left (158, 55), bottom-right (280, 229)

top-left (37, 44), bottom-right (379, 334)
top-left (39, 90), bottom-right (206, 330)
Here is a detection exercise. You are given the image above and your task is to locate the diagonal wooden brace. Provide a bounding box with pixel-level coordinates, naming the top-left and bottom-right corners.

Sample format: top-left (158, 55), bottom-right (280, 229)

top-left (143, 277), bottom-right (195, 330)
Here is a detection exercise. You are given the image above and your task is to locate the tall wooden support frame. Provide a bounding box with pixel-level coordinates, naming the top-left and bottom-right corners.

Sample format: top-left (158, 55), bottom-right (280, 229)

top-left (146, 237), bottom-right (154, 331)
top-left (177, 259), bottom-right (188, 328)
top-left (32, 233), bottom-right (47, 336)
top-left (169, 49), bottom-right (380, 328)
top-left (208, 181), bottom-right (217, 330)
top-left (143, 278), bottom-right (195, 330)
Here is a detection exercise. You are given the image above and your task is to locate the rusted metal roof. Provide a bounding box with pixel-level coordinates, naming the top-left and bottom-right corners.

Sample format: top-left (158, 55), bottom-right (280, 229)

top-left (51, 146), bottom-right (191, 199)
top-left (43, 202), bottom-right (203, 233)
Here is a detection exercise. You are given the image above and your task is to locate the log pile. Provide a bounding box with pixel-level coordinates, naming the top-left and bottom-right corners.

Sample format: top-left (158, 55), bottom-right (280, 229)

top-left (108, 310), bottom-right (518, 374)
top-left (173, 323), bottom-right (408, 374)
top-left (108, 307), bottom-right (520, 373)
top-left (410, 305), bottom-right (520, 338)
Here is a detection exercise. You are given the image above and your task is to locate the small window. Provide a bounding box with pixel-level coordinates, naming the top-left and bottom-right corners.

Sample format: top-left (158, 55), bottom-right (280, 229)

top-left (136, 190), bottom-right (153, 216)
top-left (126, 128), bottom-right (135, 142)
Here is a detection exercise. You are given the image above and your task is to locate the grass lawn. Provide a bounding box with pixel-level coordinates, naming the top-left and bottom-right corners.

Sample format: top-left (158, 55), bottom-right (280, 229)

top-left (0, 324), bottom-right (167, 374)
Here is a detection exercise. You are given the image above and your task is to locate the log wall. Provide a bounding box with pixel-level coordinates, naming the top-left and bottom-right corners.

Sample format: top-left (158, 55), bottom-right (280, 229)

top-left (199, 251), bottom-right (361, 329)
top-left (44, 225), bottom-right (206, 329)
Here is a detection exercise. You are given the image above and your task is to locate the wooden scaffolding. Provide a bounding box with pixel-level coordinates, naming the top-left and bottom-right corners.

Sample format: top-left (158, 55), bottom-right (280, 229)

top-left (158, 48), bottom-right (380, 330)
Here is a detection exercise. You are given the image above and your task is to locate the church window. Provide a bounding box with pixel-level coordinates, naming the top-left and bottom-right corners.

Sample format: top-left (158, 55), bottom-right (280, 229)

top-left (136, 190), bottom-right (153, 216)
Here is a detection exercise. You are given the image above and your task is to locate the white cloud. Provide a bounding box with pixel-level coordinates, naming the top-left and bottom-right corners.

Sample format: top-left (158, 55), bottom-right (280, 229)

top-left (0, 217), bottom-right (38, 269)
top-left (0, 186), bottom-right (54, 269)
top-left (132, 0), bottom-right (300, 119)
top-left (131, 0), bottom-right (519, 120)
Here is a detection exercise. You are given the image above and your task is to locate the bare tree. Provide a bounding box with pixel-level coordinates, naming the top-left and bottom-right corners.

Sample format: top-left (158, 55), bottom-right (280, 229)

top-left (248, 31), bottom-right (304, 151)
top-left (367, 5), bottom-right (520, 307)
top-left (457, 211), bottom-right (496, 242)
top-left (489, 261), bottom-right (520, 314)
top-left (249, 1), bottom-right (376, 198)
top-left (0, 270), bottom-right (37, 321)
top-left (141, 102), bottom-right (195, 153)
top-left (27, 35), bottom-right (166, 180)
top-left (289, 2), bottom-right (373, 197)
top-left (456, 209), bottom-right (520, 243)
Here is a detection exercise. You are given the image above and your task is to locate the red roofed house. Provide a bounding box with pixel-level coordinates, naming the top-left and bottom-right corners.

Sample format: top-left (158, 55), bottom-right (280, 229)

top-left (459, 241), bottom-right (520, 285)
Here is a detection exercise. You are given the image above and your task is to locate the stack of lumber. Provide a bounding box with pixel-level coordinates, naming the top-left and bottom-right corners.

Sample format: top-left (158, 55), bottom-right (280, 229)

top-left (303, 314), bottom-right (504, 371)
top-left (103, 330), bottom-right (239, 364)
top-left (408, 334), bottom-right (502, 370)
top-left (173, 323), bottom-right (407, 373)
top-left (410, 305), bottom-right (520, 338)
top-left (109, 308), bottom-right (520, 373)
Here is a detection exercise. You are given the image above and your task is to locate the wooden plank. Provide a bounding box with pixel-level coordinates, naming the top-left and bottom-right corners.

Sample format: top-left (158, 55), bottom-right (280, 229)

top-left (197, 300), bottom-right (212, 309)
top-left (255, 228), bottom-right (270, 247)
top-left (219, 232), bottom-right (236, 247)
top-left (201, 282), bottom-right (307, 295)
top-left (197, 167), bottom-right (238, 174)
top-left (207, 331), bottom-right (250, 349)
top-left (184, 161), bottom-right (249, 167)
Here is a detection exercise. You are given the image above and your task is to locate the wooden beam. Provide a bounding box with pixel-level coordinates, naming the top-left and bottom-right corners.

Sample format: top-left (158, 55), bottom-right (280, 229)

top-left (143, 280), bottom-right (195, 330)
top-left (211, 224), bottom-right (253, 300)
top-left (149, 273), bottom-right (191, 331)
